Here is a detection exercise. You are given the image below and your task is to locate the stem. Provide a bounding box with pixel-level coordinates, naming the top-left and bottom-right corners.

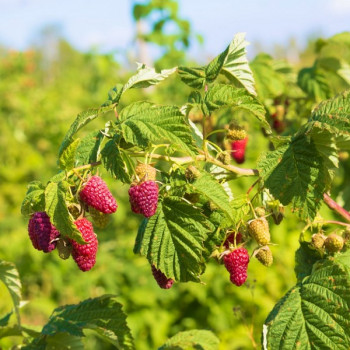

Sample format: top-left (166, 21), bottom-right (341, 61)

top-left (323, 193), bottom-right (350, 222)
top-left (247, 178), bottom-right (260, 195)
top-left (314, 220), bottom-right (350, 228)
top-left (66, 161), bottom-right (101, 177)
top-left (206, 128), bottom-right (226, 138)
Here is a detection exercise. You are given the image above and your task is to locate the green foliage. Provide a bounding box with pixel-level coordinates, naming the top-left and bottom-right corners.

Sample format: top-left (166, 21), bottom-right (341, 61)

top-left (135, 197), bottom-right (211, 282)
top-left (264, 251), bottom-right (350, 349)
top-left (159, 329), bottom-right (219, 350)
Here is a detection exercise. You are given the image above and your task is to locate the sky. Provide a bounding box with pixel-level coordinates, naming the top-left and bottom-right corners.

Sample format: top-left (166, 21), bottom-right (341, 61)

top-left (0, 0), bottom-right (349, 59)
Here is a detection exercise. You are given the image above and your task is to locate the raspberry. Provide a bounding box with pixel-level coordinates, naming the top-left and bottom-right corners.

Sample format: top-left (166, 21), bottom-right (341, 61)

top-left (151, 265), bottom-right (174, 289)
top-left (185, 165), bottom-right (201, 181)
top-left (70, 218), bottom-right (98, 271)
top-left (223, 247), bottom-right (249, 286)
top-left (324, 233), bottom-right (344, 253)
top-left (28, 212), bottom-right (60, 253)
top-left (248, 217), bottom-right (270, 246)
top-left (311, 233), bottom-right (326, 249)
top-left (218, 151), bottom-right (231, 165)
top-left (255, 207), bottom-right (266, 217)
top-left (129, 181), bottom-right (159, 218)
top-left (135, 163), bottom-right (156, 182)
top-left (231, 137), bottom-right (248, 164)
top-left (272, 119), bottom-right (286, 134)
top-left (80, 176), bottom-right (117, 214)
top-left (255, 246), bottom-right (273, 267)
top-left (89, 206), bottom-right (110, 229)
top-left (224, 232), bottom-right (242, 249)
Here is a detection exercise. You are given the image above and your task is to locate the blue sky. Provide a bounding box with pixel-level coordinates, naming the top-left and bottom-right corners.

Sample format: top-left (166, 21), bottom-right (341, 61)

top-left (0, 0), bottom-right (349, 58)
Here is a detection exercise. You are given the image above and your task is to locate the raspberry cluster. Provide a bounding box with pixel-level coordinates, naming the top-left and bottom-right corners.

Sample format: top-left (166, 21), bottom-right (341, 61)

top-left (151, 265), bottom-right (174, 289)
top-left (223, 248), bottom-right (249, 286)
top-left (70, 218), bottom-right (98, 272)
top-left (129, 181), bottom-right (159, 218)
top-left (80, 176), bottom-right (117, 214)
top-left (28, 212), bottom-right (60, 253)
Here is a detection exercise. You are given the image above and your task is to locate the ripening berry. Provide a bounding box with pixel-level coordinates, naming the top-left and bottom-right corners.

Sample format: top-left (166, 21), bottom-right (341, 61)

top-left (89, 206), bottom-right (110, 229)
top-left (135, 163), bottom-right (157, 182)
top-left (255, 207), bottom-right (266, 218)
top-left (70, 218), bottom-right (98, 271)
top-left (79, 176), bottom-right (117, 214)
top-left (129, 181), bottom-right (159, 218)
top-left (324, 233), bottom-right (344, 253)
top-left (255, 247), bottom-right (273, 267)
top-left (151, 265), bottom-right (174, 289)
top-left (231, 137), bottom-right (248, 164)
top-left (223, 248), bottom-right (249, 286)
top-left (248, 217), bottom-right (270, 246)
top-left (28, 212), bottom-right (60, 253)
top-left (311, 233), bottom-right (326, 249)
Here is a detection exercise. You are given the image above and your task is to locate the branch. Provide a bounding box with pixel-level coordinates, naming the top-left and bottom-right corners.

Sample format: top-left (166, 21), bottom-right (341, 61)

top-left (323, 193), bottom-right (350, 222)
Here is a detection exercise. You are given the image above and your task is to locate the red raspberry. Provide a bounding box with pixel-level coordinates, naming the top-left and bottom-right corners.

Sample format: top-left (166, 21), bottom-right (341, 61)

top-left (80, 176), bottom-right (117, 214)
top-left (223, 247), bottom-right (249, 286)
top-left (129, 181), bottom-right (159, 218)
top-left (151, 265), bottom-right (174, 289)
top-left (70, 218), bottom-right (98, 272)
top-left (231, 137), bottom-right (248, 164)
top-left (28, 212), bottom-right (60, 253)
top-left (224, 232), bottom-right (242, 249)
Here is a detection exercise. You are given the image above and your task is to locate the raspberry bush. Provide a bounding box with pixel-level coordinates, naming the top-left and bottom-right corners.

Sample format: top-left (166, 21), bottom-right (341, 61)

top-left (15, 31), bottom-right (350, 349)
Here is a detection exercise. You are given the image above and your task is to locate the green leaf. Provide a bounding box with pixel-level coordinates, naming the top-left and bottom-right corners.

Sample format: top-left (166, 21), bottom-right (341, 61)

top-left (139, 197), bottom-right (211, 282)
top-left (46, 333), bottom-right (84, 350)
top-left (190, 173), bottom-right (233, 222)
top-left (298, 66), bottom-right (331, 101)
top-left (178, 66), bottom-right (206, 89)
top-left (159, 330), bottom-right (220, 350)
top-left (133, 218), bottom-right (148, 254)
top-left (74, 131), bottom-right (104, 167)
top-left (40, 295), bottom-right (134, 350)
top-left (101, 139), bottom-right (131, 183)
top-left (230, 194), bottom-right (250, 226)
top-left (21, 181), bottom-right (45, 216)
top-left (119, 101), bottom-right (196, 155)
top-left (103, 83), bottom-right (124, 106)
top-left (45, 181), bottom-right (85, 244)
top-left (258, 134), bottom-right (329, 220)
top-left (124, 63), bottom-right (177, 90)
top-left (59, 105), bottom-right (114, 157)
top-left (0, 325), bottom-right (23, 339)
top-left (207, 33), bottom-right (257, 96)
top-left (0, 311), bottom-right (12, 327)
top-left (58, 138), bottom-right (81, 171)
top-left (264, 257), bottom-right (350, 349)
top-left (204, 84), bottom-right (270, 132)
top-left (0, 261), bottom-right (21, 323)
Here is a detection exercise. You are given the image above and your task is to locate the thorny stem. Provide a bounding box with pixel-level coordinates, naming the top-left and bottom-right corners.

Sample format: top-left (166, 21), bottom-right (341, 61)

top-left (323, 193), bottom-right (350, 222)
top-left (314, 220), bottom-right (350, 228)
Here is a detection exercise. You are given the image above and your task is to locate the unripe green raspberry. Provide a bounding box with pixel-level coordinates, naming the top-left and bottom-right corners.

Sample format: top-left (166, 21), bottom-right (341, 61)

top-left (185, 165), bottom-right (200, 181)
top-left (226, 124), bottom-right (247, 141)
top-left (255, 207), bottom-right (266, 217)
top-left (324, 234), bottom-right (344, 253)
top-left (255, 246), bottom-right (273, 267)
top-left (89, 206), bottom-right (110, 229)
top-left (248, 217), bottom-right (270, 246)
top-left (218, 151), bottom-right (231, 165)
top-left (311, 233), bottom-right (326, 249)
top-left (135, 163), bottom-right (156, 182)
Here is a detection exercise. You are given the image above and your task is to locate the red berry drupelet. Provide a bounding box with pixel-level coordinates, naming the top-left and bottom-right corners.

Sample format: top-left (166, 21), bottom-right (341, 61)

top-left (70, 218), bottom-right (98, 272)
top-left (151, 265), bottom-right (174, 289)
top-left (80, 176), bottom-right (117, 214)
top-left (129, 181), bottom-right (159, 218)
top-left (223, 247), bottom-right (249, 286)
top-left (231, 137), bottom-right (248, 164)
top-left (28, 212), bottom-right (60, 253)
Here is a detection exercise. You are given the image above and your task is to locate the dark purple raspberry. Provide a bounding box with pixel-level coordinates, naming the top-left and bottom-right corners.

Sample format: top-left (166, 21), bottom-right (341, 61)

top-left (129, 181), bottom-right (159, 218)
top-left (80, 176), bottom-right (117, 214)
top-left (223, 247), bottom-right (249, 286)
top-left (28, 212), bottom-right (60, 253)
top-left (70, 218), bottom-right (98, 272)
top-left (151, 265), bottom-right (174, 289)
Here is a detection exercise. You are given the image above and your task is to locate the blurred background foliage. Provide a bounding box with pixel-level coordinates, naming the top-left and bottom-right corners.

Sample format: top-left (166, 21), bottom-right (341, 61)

top-left (1, 1), bottom-right (350, 349)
